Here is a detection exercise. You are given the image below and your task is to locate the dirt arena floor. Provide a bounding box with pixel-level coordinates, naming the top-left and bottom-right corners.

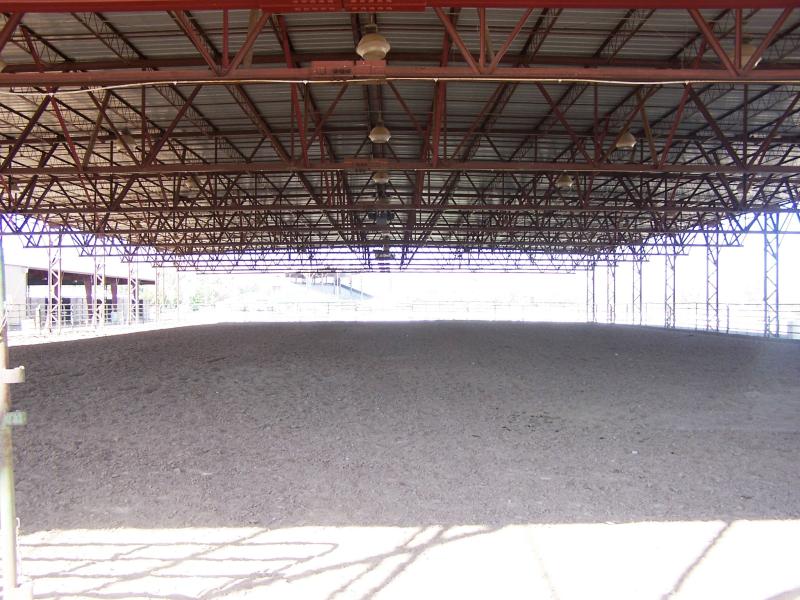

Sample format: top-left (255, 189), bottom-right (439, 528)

top-left (5, 322), bottom-right (800, 599)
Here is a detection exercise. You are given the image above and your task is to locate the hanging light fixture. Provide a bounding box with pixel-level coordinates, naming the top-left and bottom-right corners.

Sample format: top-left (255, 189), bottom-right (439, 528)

top-left (356, 23), bottom-right (391, 61)
top-left (374, 235), bottom-right (395, 260)
top-left (181, 177), bottom-right (199, 194)
top-left (115, 129), bottom-right (136, 151)
top-left (5, 179), bottom-right (20, 195)
top-left (555, 173), bottom-right (574, 190)
top-left (369, 121), bottom-right (391, 144)
top-left (615, 130), bottom-right (637, 151)
top-left (726, 41), bottom-right (762, 68)
top-left (373, 170), bottom-right (390, 185)
top-left (741, 41), bottom-right (761, 68)
top-left (0, 58), bottom-right (7, 72)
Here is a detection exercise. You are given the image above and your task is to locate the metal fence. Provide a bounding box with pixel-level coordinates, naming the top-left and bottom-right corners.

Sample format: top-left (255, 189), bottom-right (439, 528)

top-left (5, 299), bottom-right (800, 341)
top-left (217, 300), bottom-right (800, 338)
top-left (5, 301), bottom-right (176, 334)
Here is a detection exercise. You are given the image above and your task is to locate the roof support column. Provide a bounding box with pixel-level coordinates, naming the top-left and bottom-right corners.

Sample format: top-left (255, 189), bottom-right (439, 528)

top-left (110, 279), bottom-right (118, 321)
top-left (83, 275), bottom-right (92, 326)
top-left (705, 231), bottom-right (720, 332)
top-left (154, 267), bottom-right (161, 323)
top-left (127, 262), bottom-right (139, 325)
top-left (763, 212), bottom-right (780, 337)
top-left (664, 241), bottom-right (676, 329)
top-left (93, 256), bottom-right (105, 328)
top-left (46, 237), bottom-right (61, 334)
top-left (586, 263), bottom-right (596, 323)
top-left (606, 260), bottom-right (616, 324)
top-left (632, 250), bottom-right (643, 326)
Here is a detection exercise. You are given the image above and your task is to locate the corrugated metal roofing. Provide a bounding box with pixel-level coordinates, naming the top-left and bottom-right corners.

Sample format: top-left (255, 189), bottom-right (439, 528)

top-left (0, 7), bottom-right (798, 271)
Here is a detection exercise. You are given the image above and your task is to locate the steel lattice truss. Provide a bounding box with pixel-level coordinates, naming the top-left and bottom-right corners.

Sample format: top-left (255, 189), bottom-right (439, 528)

top-left (0, 3), bottom-right (799, 272)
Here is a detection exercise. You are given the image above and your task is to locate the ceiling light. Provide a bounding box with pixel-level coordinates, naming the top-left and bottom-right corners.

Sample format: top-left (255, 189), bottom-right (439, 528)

top-left (369, 121), bottom-right (391, 144)
top-left (115, 130), bottom-right (136, 150)
top-left (741, 42), bottom-right (761, 68)
top-left (726, 41), bottom-right (762, 68)
top-left (356, 24), bottom-right (391, 61)
top-left (0, 58), bottom-right (7, 72)
top-left (615, 131), bottom-right (636, 151)
top-left (373, 170), bottom-right (390, 185)
top-left (374, 235), bottom-right (395, 260)
top-left (555, 173), bottom-right (574, 190)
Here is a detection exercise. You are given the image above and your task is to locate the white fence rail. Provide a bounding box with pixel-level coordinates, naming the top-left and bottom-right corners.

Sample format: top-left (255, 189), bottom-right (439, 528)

top-left (5, 300), bottom-right (800, 341)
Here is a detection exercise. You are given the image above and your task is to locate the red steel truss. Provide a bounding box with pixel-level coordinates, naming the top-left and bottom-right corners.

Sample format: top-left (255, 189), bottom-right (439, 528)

top-left (5, 1), bottom-right (799, 12)
top-left (0, 6), bottom-right (799, 272)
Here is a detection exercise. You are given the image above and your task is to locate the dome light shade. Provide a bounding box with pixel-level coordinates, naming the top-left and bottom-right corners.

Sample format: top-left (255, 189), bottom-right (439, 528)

top-left (369, 122), bottom-right (391, 144)
top-left (373, 170), bottom-right (390, 185)
top-left (726, 41), bottom-right (762, 67)
top-left (615, 131), bottom-right (637, 151)
top-left (741, 42), bottom-right (761, 67)
top-left (116, 130), bottom-right (136, 150)
top-left (356, 26), bottom-right (391, 61)
top-left (555, 173), bottom-right (573, 190)
top-left (0, 58), bottom-right (7, 72)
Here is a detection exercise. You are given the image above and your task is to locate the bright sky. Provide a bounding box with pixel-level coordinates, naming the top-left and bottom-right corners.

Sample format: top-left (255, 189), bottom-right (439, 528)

top-left (353, 222), bottom-right (800, 306)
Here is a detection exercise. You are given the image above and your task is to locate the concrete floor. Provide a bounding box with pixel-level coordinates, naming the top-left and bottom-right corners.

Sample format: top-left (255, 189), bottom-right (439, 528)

top-left (5, 322), bottom-right (800, 599)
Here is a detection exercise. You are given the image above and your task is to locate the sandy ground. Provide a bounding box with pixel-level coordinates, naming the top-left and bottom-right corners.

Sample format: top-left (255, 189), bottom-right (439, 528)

top-left (4, 322), bottom-right (800, 599)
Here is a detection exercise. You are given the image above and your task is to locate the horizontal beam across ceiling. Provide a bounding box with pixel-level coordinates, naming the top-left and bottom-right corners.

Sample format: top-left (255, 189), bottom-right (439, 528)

top-left (2, 65), bottom-right (799, 88)
top-left (4, 1), bottom-right (799, 12)
top-left (5, 159), bottom-right (797, 177)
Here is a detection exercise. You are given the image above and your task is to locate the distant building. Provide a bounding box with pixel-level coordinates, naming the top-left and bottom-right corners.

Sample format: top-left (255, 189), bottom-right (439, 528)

top-left (3, 237), bottom-right (154, 330)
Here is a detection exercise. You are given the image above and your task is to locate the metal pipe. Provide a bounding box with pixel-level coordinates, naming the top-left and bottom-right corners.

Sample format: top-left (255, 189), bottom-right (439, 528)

top-left (2, 65), bottom-right (800, 89)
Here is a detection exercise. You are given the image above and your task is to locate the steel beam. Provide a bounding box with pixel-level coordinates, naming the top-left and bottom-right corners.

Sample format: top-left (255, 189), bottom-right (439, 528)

top-left (127, 262), bottom-right (139, 324)
top-left (154, 267), bottom-right (161, 321)
top-left (664, 241), bottom-right (676, 328)
top-left (9, 50), bottom-right (759, 74)
top-left (704, 230), bottom-right (720, 331)
top-left (763, 211), bottom-right (780, 337)
top-left (0, 13), bottom-right (24, 55)
top-left (8, 203), bottom-right (797, 216)
top-left (586, 264), bottom-right (597, 323)
top-left (6, 159), bottom-right (800, 178)
top-left (632, 250), bottom-right (643, 326)
top-left (92, 255), bottom-right (105, 327)
top-left (1, 7), bottom-right (798, 276)
top-left (4, 1), bottom-right (798, 11)
top-left (606, 260), bottom-right (616, 324)
top-left (3, 65), bottom-right (800, 88)
top-left (46, 237), bottom-right (61, 333)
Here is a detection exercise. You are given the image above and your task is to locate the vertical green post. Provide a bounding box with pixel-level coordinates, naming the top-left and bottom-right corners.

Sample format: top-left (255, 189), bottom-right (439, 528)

top-left (0, 233), bottom-right (19, 595)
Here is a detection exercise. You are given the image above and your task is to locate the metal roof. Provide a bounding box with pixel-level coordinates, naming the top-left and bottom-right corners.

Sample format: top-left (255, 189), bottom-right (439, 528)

top-left (0, 6), bottom-right (799, 272)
